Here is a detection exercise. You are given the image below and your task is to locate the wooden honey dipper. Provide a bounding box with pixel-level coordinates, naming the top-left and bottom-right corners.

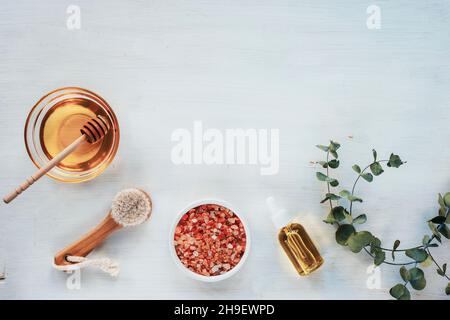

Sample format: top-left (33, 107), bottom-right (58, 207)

top-left (3, 115), bottom-right (110, 204)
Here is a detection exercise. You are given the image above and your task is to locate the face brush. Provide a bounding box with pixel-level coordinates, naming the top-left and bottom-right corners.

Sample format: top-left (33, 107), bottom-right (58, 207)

top-left (54, 188), bottom-right (152, 266)
top-left (3, 115), bottom-right (110, 204)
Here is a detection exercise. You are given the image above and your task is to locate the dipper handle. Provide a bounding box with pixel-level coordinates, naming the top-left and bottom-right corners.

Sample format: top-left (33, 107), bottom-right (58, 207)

top-left (3, 115), bottom-right (110, 204)
top-left (3, 135), bottom-right (87, 204)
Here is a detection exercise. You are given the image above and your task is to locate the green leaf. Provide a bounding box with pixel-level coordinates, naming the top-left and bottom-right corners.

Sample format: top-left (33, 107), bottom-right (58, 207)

top-left (330, 150), bottom-right (338, 159)
top-left (390, 284), bottom-right (410, 300)
top-left (370, 237), bottom-right (381, 254)
top-left (437, 263), bottom-right (447, 277)
top-left (339, 190), bottom-right (363, 202)
top-left (372, 149), bottom-right (377, 161)
top-left (405, 248), bottom-right (428, 263)
top-left (318, 161), bottom-right (328, 168)
top-left (408, 267), bottom-right (426, 290)
top-left (335, 224), bottom-right (356, 246)
top-left (438, 193), bottom-right (446, 211)
top-left (329, 141), bottom-right (340, 152)
top-left (348, 195), bottom-right (363, 203)
top-left (361, 172), bottom-right (373, 182)
top-left (392, 240), bottom-right (400, 261)
top-left (331, 206), bottom-right (346, 222)
top-left (329, 179), bottom-right (339, 187)
top-left (353, 214), bottom-right (367, 225)
top-left (339, 190), bottom-right (351, 198)
top-left (370, 162), bottom-right (384, 176)
top-left (430, 216), bottom-right (446, 224)
top-left (316, 145), bottom-right (329, 152)
top-left (352, 164), bottom-right (361, 174)
top-left (347, 231), bottom-right (373, 253)
top-left (387, 153), bottom-right (404, 168)
top-left (446, 283), bottom-right (450, 295)
top-left (316, 172), bottom-right (328, 181)
top-left (428, 222), bottom-right (442, 242)
top-left (316, 172), bottom-right (338, 186)
top-left (422, 235), bottom-right (430, 246)
top-left (320, 193), bottom-right (341, 203)
top-left (328, 159), bottom-right (339, 169)
top-left (374, 250), bottom-right (385, 266)
top-left (400, 266), bottom-right (410, 282)
top-left (323, 211), bottom-right (336, 225)
top-left (443, 192), bottom-right (450, 208)
top-left (437, 224), bottom-right (450, 239)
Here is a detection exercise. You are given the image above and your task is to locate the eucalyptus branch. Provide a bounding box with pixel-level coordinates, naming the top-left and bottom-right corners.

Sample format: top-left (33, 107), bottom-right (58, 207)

top-left (349, 160), bottom-right (388, 214)
top-left (315, 140), bottom-right (450, 299)
top-left (426, 247), bottom-right (450, 281)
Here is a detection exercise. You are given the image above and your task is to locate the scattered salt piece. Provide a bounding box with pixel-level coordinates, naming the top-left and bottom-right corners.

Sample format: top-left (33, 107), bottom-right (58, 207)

top-left (193, 251), bottom-right (199, 257)
top-left (211, 265), bottom-right (220, 273)
top-left (227, 243), bottom-right (233, 249)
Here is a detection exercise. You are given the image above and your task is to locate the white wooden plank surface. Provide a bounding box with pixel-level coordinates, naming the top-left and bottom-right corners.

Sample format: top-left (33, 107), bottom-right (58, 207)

top-left (0, 0), bottom-right (449, 299)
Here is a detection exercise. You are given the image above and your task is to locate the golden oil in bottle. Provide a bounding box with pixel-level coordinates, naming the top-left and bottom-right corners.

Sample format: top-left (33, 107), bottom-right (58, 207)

top-left (267, 197), bottom-right (324, 276)
top-left (278, 223), bottom-right (323, 275)
top-left (39, 98), bottom-right (114, 172)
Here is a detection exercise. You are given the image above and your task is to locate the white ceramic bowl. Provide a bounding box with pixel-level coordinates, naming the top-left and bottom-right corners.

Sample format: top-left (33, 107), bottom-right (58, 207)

top-left (169, 199), bottom-right (251, 282)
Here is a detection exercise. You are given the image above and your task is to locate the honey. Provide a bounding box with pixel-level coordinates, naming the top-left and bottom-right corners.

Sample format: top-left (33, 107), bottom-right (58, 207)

top-left (39, 98), bottom-right (114, 172)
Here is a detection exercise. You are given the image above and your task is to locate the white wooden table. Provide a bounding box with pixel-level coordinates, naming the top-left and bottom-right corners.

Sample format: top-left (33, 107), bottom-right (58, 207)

top-left (0, 0), bottom-right (449, 300)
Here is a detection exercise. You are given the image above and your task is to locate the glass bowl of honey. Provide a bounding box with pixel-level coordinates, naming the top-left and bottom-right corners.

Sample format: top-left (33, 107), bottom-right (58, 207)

top-left (24, 87), bottom-right (120, 183)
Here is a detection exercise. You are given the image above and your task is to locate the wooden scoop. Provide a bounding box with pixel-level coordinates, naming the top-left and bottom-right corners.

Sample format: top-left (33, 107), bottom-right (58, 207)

top-left (3, 115), bottom-right (110, 204)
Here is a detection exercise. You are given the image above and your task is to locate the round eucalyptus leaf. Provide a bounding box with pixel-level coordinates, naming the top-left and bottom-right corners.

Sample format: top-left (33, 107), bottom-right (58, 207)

top-left (361, 172), bottom-right (373, 182)
top-left (374, 250), bottom-right (385, 266)
top-left (332, 206), bottom-right (346, 222)
top-left (390, 284), bottom-right (410, 300)
top-left (408, 267), bottom-right (426, 290)
top-left (400, 266), bottom-right (410, 282)
top-left (405, 248), bottom-right (428, 263)
top-left (352, 164), bottom-right (361, 174)
top-left (347, 231), bottom-right (373, 253)
top-left (443, 192), bottom-right (450, 207)
top-left (370, 162), bottom-right (384, 176)
top-left (335, 224), bottom-right (356, 245)
top-left (328, 159), bottom-right (339, 169)
top-left (353, 214), bottom-right (367, 225)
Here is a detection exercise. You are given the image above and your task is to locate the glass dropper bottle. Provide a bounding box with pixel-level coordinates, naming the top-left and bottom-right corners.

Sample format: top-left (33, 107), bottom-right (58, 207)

top-left (266, 197), bottom-right (324, 276)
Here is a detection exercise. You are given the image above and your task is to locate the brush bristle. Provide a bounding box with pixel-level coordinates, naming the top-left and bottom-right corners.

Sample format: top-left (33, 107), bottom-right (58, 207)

top-left (111, 189), bottom-right (152, 227)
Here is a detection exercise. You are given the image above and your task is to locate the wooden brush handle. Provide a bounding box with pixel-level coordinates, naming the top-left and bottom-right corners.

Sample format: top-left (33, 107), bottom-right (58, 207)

top-left (3, 135), bottom-right (87, 204)
top-left (54, 212), bottom-right (122, 266)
